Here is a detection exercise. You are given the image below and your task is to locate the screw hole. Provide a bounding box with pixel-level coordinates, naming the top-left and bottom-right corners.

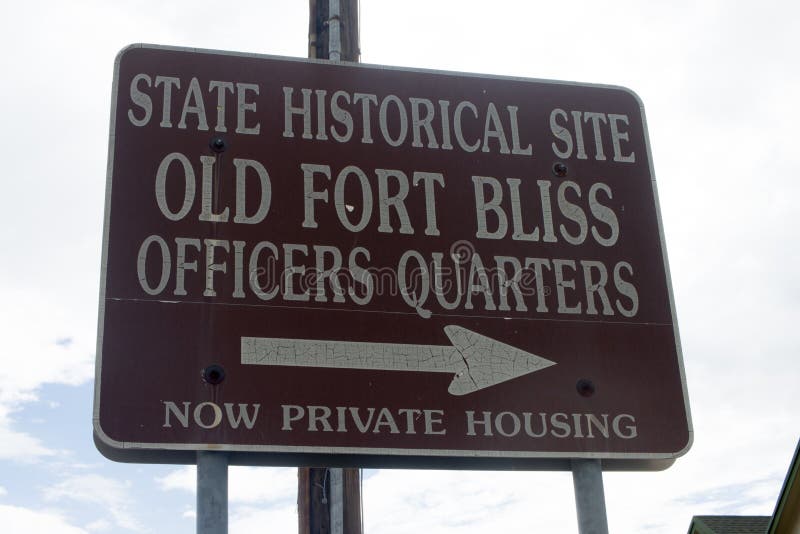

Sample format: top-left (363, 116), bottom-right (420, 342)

top-left (209, 136), bottom-right (227, 153)
top-left (202, 364), bottom-right (226, 385)
top-left (576, 379), bottom-right (595, 397)
top-left (552, 162), bottom-right (568, 177)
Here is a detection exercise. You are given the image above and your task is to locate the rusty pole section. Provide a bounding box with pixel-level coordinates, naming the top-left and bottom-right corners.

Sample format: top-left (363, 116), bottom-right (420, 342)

top-left (299, 2), bottom-right (362, 534)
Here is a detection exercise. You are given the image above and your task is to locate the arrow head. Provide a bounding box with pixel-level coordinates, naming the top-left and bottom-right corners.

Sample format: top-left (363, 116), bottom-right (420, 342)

top-left (443, 325), bottom-right (556, 396)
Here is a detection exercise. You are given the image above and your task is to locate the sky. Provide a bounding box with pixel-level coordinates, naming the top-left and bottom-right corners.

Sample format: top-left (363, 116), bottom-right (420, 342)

top-left (1, 0), bottom-right (799, 532)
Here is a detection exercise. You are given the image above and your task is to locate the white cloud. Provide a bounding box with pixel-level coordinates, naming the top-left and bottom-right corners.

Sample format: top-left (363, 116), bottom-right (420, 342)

top-left (155, 465), bottom-right (195, 493)
top-left (231, 467), bottom-right (297, 504)
top-left (0, 287), bottom-right (96, 468)
top-left (43, 474), bottom-right (142, 532)
top-left (364, 469), bottom-right (577, 533)
top-left (674, 476), bottom-right (780, 516)
top-left (361, 463), bottom-right (781, 534)
top-left (0, 288), bottom-right (96, 406)
top-left (157, 465), bottom-right (297, 504)
top-left (602, 469), bottom-right (781, 532)
top-left (0, 427), bottom-right (54, 461)
top-left (0, 485), bottom-right (7, 496)
top-left (0, 504), bottom-right (88, 534)
top-left (85, 518), bottom-right (113, 532)
top-left (0, 311), bottom-right (89, 462)
top-left (158, 466), bottom-right (298, 531)
top-left (230, 505), bottom-right (297, 534)
top-left (0, 404), bottom-right (57, 461)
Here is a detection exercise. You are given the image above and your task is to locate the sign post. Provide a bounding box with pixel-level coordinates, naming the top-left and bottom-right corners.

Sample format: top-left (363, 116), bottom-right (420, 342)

top-left (197, 451), bottom-right (228, 534)
top-left (572, 458), bottom-right (609, 533)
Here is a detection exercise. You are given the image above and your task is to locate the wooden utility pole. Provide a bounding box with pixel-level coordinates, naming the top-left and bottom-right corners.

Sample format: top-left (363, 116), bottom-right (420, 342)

top-left (299, 2), bottom-right (362, 534)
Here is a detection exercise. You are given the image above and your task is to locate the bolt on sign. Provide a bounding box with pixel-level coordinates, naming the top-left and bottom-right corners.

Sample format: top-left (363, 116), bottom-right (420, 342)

top-left (94, 44), bottom-right (692, 469)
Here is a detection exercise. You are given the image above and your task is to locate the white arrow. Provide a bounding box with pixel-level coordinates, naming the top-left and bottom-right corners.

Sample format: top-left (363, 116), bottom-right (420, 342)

top-left (241, 326), bottom-right (556, 396)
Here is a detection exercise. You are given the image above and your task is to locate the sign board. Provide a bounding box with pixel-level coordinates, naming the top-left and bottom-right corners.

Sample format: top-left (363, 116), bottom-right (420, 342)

top-left (94, 44), bottom-right (692, 469)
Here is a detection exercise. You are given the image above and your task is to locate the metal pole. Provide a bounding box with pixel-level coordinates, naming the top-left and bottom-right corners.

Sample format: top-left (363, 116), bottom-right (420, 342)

top-left (571, 459), bottom-right (609, 534)
top-left (328, 0), bottom-right (342, 61)
top-left (329, 468), bottom-right (344, 534)
top-left (197, 451), bottom-right (228, 534)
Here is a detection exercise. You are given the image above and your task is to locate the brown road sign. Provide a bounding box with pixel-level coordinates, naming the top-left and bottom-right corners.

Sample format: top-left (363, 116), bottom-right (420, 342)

top-left (94, 44), bottom-right (691, 469)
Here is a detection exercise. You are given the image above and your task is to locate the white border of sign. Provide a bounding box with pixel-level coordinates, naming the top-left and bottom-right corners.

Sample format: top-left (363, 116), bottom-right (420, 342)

top-left (93, 43), bottom-right (693, 468)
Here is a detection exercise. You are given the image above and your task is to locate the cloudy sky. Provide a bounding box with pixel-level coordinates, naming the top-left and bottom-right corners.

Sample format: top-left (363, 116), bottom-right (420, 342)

top-left (1, 0), bottom-right (799, 532)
